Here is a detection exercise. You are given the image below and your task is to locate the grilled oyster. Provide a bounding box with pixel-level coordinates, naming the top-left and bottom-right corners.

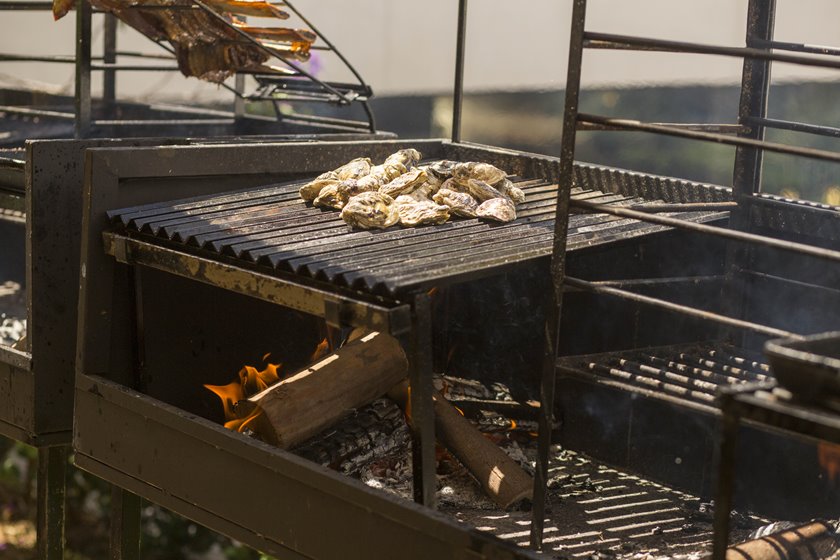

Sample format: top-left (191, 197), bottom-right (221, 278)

top-left (337, 178), bottom-right (379, 200)
top-left (452, 162), bottom-right (507, 186)
top-left (299, 172), bottom-right (338, 201)
top-left (385, 149), bottom-right (422, 169)
top-left (395, 200), bottom-right (451, 227)
top-left (496, 178), bottom-right (526, 204)
top-left (476, 198), bottom-right (517, 223)
top-left (380, 168), bottom-right (428, 198)
top-left (433, 188), bottom-right (479, 218)
top-left (335, 157), bottom-right (373, 181)
top-left (463, 178), bottom-right (507, 202)
top-left (427, 160), bottom-right (458, 180)
top-left (313, 183), bottom-right (348, 210)
top-left (340, 192), bottom-right (400, 229)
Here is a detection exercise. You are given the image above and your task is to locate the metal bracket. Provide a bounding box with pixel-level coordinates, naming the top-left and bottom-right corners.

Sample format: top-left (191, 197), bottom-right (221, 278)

top-left (323, 297), bottom-right (342, 329)
top-left (111, 235), bottom-right (130, 264)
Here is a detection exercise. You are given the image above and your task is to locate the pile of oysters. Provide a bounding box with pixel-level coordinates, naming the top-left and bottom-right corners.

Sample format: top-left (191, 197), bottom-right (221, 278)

top-left (298, 149), bottom-right (525, 229)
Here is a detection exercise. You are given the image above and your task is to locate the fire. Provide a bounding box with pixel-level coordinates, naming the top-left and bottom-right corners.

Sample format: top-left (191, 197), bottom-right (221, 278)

top-left (310, 338), bottom-right (330, 363)
top-left (818, 442), bottom-right (840, 484)
top-left (204, 357), bottom-right (283, 433)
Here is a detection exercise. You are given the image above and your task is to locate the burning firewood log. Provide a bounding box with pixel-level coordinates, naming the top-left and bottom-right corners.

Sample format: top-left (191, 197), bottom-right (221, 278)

top-left (722, 521), bottom-right (839, 560)
top-left (222, 330), bottom-right (534, 509)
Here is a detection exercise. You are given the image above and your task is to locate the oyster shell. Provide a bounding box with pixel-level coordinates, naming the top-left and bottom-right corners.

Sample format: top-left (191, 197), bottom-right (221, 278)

top-left (313, 183), bottom-right (348, 210)
top-left (385, 148), bottom-right (422, 169)
top-left (452, 162), bottom-right (507, 185)
top-left (476, 198), bottom-right (517, 223)
top-left (395, 199), bottom-right (451, 227)
top-left (337, 178), bottom-right (379, 199)
top-left (335, 157), bottom-right (373, 181)
top-left (496, 178), bottom-right (526, 204)
top-left (463, 178), bottom-right (507, 202)
top-left (427, 160), bottom-right (458, 180)
top-left (340, 192), bottom-right (400, 229)
top-left (432, 188), bottom-right (478, 218)
top-left (380, 168), bottom-right (428, 198)
top-left (299, 171), bottom-right (338, 201)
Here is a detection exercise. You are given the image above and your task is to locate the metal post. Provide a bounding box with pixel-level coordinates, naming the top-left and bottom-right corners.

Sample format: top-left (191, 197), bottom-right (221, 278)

top-left (721, 0), bottom-right (776, 343)
top-left (110, 486), bottom-right (142, 560)
top-left (409, 292), bottom-right (436, 507)
top-left (36, 445), bottom-right (68, 560)
top-left (74, 0), bottom-right (92, 138)
top-left (233, 73), bottom-right (245, 123)
top-left (103, 14), bottom-right (117, 114)
top-left (451, 0), bottom-right (468, 143)
top-left (529, 0), bottom-right (587, 550)
top-left (712, 396), bottom-right (740, 560)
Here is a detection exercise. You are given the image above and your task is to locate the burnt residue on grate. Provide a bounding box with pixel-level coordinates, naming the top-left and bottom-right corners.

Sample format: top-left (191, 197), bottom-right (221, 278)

top-left (108, 169), bottom-right (728, 297)
top-left (558, 343), bottom-right (770, 408)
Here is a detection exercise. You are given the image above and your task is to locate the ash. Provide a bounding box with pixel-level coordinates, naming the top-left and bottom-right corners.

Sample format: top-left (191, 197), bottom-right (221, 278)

top-left (293, 375), bottom-right (777, 558)
top-left (0, 281), bottom-right (26, 347)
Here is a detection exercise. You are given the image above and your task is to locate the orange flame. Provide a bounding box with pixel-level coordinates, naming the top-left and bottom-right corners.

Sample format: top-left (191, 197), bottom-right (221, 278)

top-left (310, 338), bottom-right (330, 363)
top-left (205, 358), bottom-right (282, 433)
top-left (818, 442), bottom-right (840, 484)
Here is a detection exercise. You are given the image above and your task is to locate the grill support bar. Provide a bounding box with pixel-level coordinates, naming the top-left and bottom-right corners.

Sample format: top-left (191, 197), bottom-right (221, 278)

top-left (451, 0), bottom-right (468, 143)
top-left (35, 446), bottom-right (68, 560)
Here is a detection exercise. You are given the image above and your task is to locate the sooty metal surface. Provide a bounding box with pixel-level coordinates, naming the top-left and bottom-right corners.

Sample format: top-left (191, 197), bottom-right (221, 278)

top-left (558, 343), bottom-right (769, 410)
top-left (108, 170), bottom-right (728, 297)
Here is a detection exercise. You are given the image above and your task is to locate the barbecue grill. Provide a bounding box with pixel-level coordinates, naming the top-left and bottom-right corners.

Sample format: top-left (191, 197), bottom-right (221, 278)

top-left (58, 0), bottom-right (840, 558)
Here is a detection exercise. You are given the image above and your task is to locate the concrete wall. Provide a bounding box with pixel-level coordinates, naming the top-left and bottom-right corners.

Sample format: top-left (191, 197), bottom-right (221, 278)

top-left (1, 0), bottom-right (840, 103)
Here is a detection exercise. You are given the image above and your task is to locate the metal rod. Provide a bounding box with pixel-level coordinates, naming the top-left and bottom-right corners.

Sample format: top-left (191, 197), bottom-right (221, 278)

top-left (0, 105), bottom-right (75, 120)
top-left (564, 276), bottom-right (803, 340)
top-left (531, 0), bottom-right (587, 550)
top-left (0, 0), bottom-right (53, 9)
top-left (583, 31), bottom-right (840, 71)
top-left (409, 292), bottom-right (436, 508)
top-left (36, 446), bottom-right (68, 560)
top-left (0, 54), bottom-right (79, 63)
top-left (264, 111), bottom-right (371, 130)
top-left (92, 118), bottom-right (233, 126)
top-left (114, 50), bottom-right (176, 60)
top-left (109, 487), bottom-right (142, 560)
top-left (360, 99), bottom-right (377, 133)
top-left (577, 113), bottom-right (840, 164)
top-left (711, 396), bottom-right (740, 560)
top-left (754, 37), bottom-right (840, 57)
top-left (746, 115), bottom-right (840, 139)
top-left (571, 198), bottom-right (840, 265)
top-left (577, 121), bottom-right (749, 134)
top-left (452, 0), bottom-right (468, 143)
top-left (103, 13), bottom-right (117, 110)
top-left (233, 73), bottom-right (245, 121)
top-left (628, 202), bottom-right (738, 212)
top-left (90, 63), bottom-right (180, 71)
top-left (74, 0), bottom-right (92, 138)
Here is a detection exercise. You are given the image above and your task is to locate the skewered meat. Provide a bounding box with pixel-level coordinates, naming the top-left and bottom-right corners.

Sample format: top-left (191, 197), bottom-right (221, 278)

top-left (380, 168), bottom-right (428, 198)
top-left (452, 162), bottom-right (507, 186)
top-left (340, 192), bottom-right (400, 229)
top-left (476, 198), bottom-right (517, 223)
top-left (203, 0), bottom-right (290, 19)
top-left (233, 25), bottom-right (317, 45)
top-left (395, 200), bottom-right (451, 227)
top-left (433, 188), bottom-right (479, 218)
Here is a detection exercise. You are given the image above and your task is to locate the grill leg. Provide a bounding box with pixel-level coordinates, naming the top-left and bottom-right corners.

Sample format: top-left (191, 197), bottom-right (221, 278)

top-left (36, 445), bottom-right (68, 560)
top-left (110, 486), bottom-right (142, 560)
top-left (409, 292), bottom-right (436, 507)
top-left (712, 398), bottom-right (740, 560)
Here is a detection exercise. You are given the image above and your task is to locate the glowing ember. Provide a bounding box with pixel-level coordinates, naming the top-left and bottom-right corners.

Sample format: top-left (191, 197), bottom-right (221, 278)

top-left (818, 442), bottom-right (840, 484)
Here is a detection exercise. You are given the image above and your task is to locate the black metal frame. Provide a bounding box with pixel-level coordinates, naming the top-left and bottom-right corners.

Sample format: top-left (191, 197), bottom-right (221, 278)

top-left (544, 0), bottom-right (840, 555)
top-left (0, 0), bottom-right (377, 135)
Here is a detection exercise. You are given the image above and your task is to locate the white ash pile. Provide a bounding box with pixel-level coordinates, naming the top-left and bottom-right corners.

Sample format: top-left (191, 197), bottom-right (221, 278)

top-left (0, 281), bottom-right (26, 347)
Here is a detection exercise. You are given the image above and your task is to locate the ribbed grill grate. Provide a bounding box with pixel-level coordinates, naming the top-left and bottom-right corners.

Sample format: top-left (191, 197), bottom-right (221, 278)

top-left (109, 168), bottom-right (726, 296)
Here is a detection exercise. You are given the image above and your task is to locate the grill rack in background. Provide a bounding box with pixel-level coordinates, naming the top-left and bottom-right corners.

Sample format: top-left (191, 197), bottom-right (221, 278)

top-left (513, 0), bottom-right (840, 554)
top-left (0, 0), bottom-right (376, 136)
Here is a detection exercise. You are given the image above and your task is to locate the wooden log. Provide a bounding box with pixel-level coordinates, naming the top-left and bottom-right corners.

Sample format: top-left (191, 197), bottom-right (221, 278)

top-left (723, 521), bottom-right (836, 560)
top-left (388, 379), bottom-right (533, 509)
top-left (247, 331), bottom-right (409, 449)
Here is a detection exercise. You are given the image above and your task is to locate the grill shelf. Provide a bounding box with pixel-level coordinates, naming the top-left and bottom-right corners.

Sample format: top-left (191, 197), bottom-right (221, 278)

top-left (108, 168), bottom-right (727, 298)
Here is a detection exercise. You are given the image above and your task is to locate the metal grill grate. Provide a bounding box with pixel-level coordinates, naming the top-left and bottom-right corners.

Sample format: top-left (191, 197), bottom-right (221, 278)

top-left (558, 343), bottom-right (770, 408)
top-left (109, 169), bottom-right (727, 297)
